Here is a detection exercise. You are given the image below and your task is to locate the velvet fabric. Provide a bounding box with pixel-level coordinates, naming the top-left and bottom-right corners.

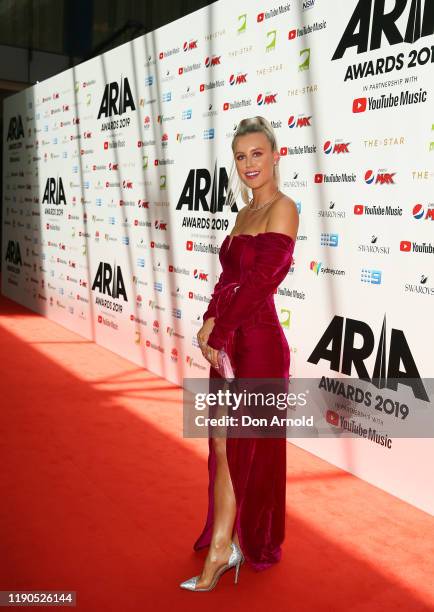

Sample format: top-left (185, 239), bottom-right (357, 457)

top-left (193, 231), bottom-right (295, 571)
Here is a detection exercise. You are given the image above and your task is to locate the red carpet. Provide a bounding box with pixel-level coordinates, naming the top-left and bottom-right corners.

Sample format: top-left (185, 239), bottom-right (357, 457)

top-left (1, 291), bottom-right (434, 611)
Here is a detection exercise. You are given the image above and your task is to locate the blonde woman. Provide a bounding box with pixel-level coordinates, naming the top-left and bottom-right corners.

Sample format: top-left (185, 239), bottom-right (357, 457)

top-left (181, 116), bottom-right (299, 591)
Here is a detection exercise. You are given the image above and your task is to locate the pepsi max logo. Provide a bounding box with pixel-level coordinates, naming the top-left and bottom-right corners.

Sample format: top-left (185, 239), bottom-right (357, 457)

top-left (193, 269), bottom-right (208, 281)
top-left (413, 203), bottom-right (434, 220)
top-left (257, 93), bottom-right (277, 105)
top-left (323, 140), bottom-right (350, 154)
top-left (183, 40), bottom-right (197, 51)
top-left (288, 115), bottom-right (312, 128)
top-left (229, 73), bottom-right (247, 85)
top-left (413, 203), bottom-right (424, 219)
top-left (205, 55), bottom-right (221, 67)
top-left (365, 170), bottom-right (396, 185)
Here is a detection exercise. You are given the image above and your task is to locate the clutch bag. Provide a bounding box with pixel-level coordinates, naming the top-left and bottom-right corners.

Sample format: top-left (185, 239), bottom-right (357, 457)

top-left (217, 349), bottom-right (235, 382)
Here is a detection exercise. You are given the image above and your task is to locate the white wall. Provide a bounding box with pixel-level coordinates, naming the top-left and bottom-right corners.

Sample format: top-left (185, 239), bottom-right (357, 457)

top-left (3, 0), bottom-right (434, 514)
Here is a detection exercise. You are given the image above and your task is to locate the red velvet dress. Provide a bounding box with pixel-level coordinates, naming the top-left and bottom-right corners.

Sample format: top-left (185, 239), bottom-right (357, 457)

top-left (193, 231), bottom-right (295, 571)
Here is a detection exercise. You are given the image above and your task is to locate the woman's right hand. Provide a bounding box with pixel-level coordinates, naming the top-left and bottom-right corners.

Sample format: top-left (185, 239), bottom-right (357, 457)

top-left (197, 317), bottom-right (219, 368)
top-left (197, 317), bottom-right (215, 345)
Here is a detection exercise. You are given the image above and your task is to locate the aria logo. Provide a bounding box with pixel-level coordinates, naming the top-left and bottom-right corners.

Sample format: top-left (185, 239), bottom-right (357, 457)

top-left (308, 314), bottom-right (429, 401)
top-left (333, 0), bottom-right (434, 60)
top-left (7, 115), bottom-right (24, 141)
top-left (5, 240), bottom-right (22, 266)
top-left (176, 162), bottom-right (238, 213)
top-left (42, 177), bottom-right (66, 204)
top-left (97, 77), bottom-right (136, 119)
top-left (92, 262), bottom-right (128, 301)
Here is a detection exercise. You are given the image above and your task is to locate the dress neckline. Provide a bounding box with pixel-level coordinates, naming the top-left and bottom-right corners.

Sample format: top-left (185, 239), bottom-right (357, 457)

top-left (225, 231), bottom-right (294, 251)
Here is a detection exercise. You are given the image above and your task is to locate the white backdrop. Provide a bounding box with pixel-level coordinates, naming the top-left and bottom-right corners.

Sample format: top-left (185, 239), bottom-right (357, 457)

top-left (3, 0), bottom-right (434, 514)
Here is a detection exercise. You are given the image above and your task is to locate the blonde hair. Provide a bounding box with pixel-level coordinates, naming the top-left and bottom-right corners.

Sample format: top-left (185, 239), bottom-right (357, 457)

top-left (225, 116), bottom-right (280, 208)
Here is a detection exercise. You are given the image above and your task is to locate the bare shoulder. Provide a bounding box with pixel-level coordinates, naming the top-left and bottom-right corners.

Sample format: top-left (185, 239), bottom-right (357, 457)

top-left (238, 204), bottom-right (250, 221)
top-left (266, 193), bottom-right (299, 239)
top-left (231, 204), bottom-right (249, 233)
top-left (271, 194), bottom-right (299, 218)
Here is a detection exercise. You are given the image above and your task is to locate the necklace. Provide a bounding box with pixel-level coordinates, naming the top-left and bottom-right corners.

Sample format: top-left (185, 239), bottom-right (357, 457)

top-left (248, 189), bottom-right (280, 212)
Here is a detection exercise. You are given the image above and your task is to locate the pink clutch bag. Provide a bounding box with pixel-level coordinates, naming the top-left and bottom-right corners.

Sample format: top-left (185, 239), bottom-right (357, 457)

top-left (217, 349), bottom-right (235, 382)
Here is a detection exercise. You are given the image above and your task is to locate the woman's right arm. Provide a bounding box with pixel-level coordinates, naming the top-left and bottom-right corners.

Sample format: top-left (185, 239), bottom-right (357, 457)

top-left (203, 208), bottom-right (245, 322)
top-left (202, 269), bottom-right (227, 323)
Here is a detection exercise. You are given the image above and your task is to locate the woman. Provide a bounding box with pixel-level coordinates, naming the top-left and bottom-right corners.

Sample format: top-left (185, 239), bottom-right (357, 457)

top-left (180, 116), bottom-right (299, 591)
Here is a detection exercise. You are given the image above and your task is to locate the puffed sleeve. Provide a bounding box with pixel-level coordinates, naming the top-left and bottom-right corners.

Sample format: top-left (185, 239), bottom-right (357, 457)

top-left (202, 269), bottom-right (227, 323)
top-left (207, 232), bottom-right (295, 351)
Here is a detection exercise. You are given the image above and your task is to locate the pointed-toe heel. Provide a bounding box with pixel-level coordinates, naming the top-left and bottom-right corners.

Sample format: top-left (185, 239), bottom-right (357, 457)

top-left (180, 541), bottom-right (244, 592)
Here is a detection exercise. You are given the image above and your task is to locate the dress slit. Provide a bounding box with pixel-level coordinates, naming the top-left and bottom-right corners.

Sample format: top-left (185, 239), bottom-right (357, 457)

top-left (193, 231), bottom-right (294, 571)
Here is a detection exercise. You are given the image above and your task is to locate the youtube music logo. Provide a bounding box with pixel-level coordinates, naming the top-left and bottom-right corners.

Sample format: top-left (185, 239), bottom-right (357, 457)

top-left (326, 410), bottom-right (339, 426)
top-left (400, 240), bottom-right (434, 253)
top-left (353, 97), bottom-right (367, 113)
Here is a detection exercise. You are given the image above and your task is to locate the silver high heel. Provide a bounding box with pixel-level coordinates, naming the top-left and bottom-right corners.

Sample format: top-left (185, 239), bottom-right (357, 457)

top-left (180, 541), bottom-right (245, 591)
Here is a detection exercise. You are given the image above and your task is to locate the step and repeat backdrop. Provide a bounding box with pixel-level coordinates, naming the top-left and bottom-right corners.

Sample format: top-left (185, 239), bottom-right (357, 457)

top-left (2, 0), bottom-right (434, 513)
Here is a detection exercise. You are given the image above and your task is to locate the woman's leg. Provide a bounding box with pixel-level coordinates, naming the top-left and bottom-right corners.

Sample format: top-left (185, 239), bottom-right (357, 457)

top-left (194, 437), bottom-right (238, 588)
